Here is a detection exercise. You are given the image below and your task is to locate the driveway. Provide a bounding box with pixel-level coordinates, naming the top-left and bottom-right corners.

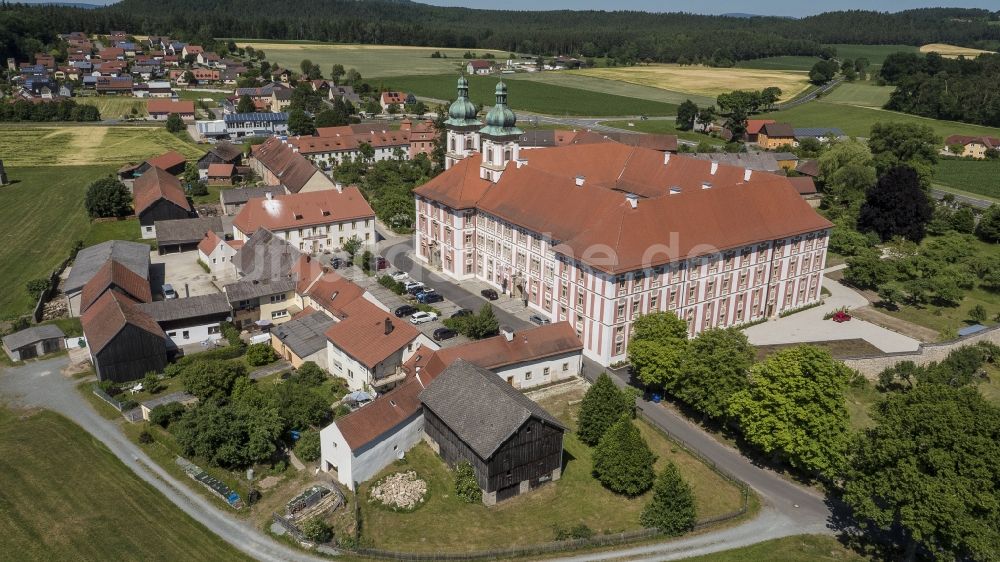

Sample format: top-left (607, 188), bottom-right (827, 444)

top-left (150, 250), bottom-right (221, 299)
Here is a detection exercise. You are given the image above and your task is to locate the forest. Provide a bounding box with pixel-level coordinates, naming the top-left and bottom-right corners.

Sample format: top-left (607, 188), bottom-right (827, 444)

top-left (2, 2), bottom-right (999, 67)
top-left (881, 52), bottom-right (1000, 127)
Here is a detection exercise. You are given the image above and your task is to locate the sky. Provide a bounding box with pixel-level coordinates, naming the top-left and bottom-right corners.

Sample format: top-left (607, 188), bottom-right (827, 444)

top-left (22, 0), bottom-right (999, 18)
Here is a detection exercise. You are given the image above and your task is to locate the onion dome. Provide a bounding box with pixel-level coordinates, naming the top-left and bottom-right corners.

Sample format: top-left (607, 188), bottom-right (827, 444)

top-left (480, 80), bottom-right (523, 137)
top-left (445, 75), bottom-right (480, 128)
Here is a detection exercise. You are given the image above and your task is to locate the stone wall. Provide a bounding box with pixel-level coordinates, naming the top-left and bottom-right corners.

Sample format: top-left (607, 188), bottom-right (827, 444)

top-left (843, 325), bottom-right (1000, 378)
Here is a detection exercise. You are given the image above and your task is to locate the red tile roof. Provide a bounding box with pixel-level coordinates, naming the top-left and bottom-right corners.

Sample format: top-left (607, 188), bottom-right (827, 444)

top-left (412, 156), bottom-right (492, 210)
top-left (251, 137), bottom-right (328, 193)
top-left (787, 176), bottom-right (818, 195)
top-left (232, 187), bottom-right (374, 235)
top-left (197, 230), bottom-right (225, 256)
top-left (944, 135), bottom-right (1000, 149)
top-left (380, 91), bottom-right (406, 105)
top-left (81, 291), bottom-right (165, 354)
top-left (334, 368), bottom-right (438, 450)
top-left (146, 150), bottom-right (187, 172)
top-left (80, 259), bottom-right (152, 314)
top-left (324, 299), bottom-right (420, 370)
top-left (293, 257), bottom-right (366, 317)
top-left (147, 99), bottom-right (194, 115)
top-left (207, 163), bottom-right (235, 177)
top-left (133, 166), bottom-right (192, 215)
top-left (746, 119), bottom-right (775, 135)
top-left (429, 322), bottom-right (582, 372)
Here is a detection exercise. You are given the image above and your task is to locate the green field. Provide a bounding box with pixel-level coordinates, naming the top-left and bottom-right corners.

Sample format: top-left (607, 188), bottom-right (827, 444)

top-left (825, 44), bottom-right (920, 66)
top-left (757, 100), bottom-right (1000, 139)
top-left (690, 535), bottom-right (864, 561)
top-left (0, 125), bottom-right (204, 167)
top-left (76, 96), bottom-right (148, 119)
top-left (822, 81), bottom-right (894, 108)
top-left (386, 74), bottom-right (678, 116)
top-left (736, 56), bottom-right (822, 71)
top-left (0, 407), bottom-right (250, 562)
top-left (233, 40), bottom-right (510, 78)
top-left (600, 119), bottom-right (726, 146)
top-left (507, 71), bottom-right (716, 106)
top-left (934, 159), bottom-right (1000, 199)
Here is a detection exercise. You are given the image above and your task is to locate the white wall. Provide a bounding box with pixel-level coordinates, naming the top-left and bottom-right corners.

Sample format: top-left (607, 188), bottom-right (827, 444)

top-left (497, 351), bottom-right (581, 389)
top-left (163, 322), bottom-right (223, 349)
top-left (320, 411), bottom-right (425, 490)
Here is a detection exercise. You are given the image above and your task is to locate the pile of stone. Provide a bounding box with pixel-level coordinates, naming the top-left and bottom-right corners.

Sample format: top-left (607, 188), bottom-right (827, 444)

top-left (42, 299), bottom-right (67, 321)
top-left (368, 471), bottom-right (427, 510)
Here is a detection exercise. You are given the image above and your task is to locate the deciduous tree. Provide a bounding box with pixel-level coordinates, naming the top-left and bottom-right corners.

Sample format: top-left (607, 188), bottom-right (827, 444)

top-left (84, 176), bottom-right (132, 218)
top-left (628, 312), bottom-right (689, 389)
top-left (858, 166), bottom-right (933, 243)
top-left (673, 328), bottom-right (754, 420)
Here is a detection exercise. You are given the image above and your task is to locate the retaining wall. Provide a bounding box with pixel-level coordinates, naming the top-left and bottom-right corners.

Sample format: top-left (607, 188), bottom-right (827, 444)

top-left (843, 325), bottom-right (1000, 378)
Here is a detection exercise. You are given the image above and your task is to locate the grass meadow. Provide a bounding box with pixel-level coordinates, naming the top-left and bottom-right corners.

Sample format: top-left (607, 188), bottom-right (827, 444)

top-left (0, 407), bottom-right (250, 562)
top-left (507, 71), bottom-right (717, 106)
top-left (0, 125), bottom-right (204, 167)
top-left (76, 96), bottom-right (148, 119)
top-left (575, 65), bottom-right (811, 103)
top-left (684, 534), bottom-right (865, 561)
top-left (933, 159), bottom-right (1000, 200)
top-left (821, 81), bottom-right (894, 108)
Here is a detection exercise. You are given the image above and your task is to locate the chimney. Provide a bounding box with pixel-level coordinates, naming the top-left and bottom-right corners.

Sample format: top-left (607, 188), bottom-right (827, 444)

top-left (625, 193), bottom-right (638, 209)
top-left (710, 162), bottom-right (719, 175)
top-left (265, 190), bottom-right (273, 200)
top-left (669, 186), bottom-right (682, 195)
top-left (384, 317), bottom-right (394, 335)
top-left (575, 175), bottom-right (585, 187)
top-left (744, 168), bottom-right (753, 182)
top-left (334, 181), bottom-right (344, 193)
top-left (515, 158), bottom-right (527, 169)
top-left (663, 152), bottom-right (671, 165)
top-left (501, 326), bottom-right (514, 342)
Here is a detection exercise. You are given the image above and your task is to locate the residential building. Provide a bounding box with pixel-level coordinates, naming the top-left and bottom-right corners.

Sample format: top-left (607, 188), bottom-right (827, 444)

top-left (223, 112), bottom-right (289, 138)
top-left (197, 230), bottom-right (243, 275)
top-left (415, 78), bottom-right (834, 366)
top-left (421, 360), bottom-right (565, 505)
top-left (64, 240), bottom-right (151, 317)
top-left (249, 137), bottom-right (337, 193)
top-left (82, 291), bottom-right (167, 383)
top-left (743, 119), bottom-right (775, 143)
top-left (224, 276), bottom-right (298, 327)
top-left (288, 121), bottom-right (437, 167)
top-left (2, 325), bottom-right (65, 362)
top-left (379, 91), bottom-right (410, 112)
top-left (138, 294), bottom-right (232, 349)
top-left (196, 141), bottom-right (244, 179)
top-left (943, 135), bottom-right (1000, 159)
top-left (134, 167), bottom-right (194, 239)
top-left (270, 88), bottom-right (293, 112)
top-left (96, 76), bottom-right (133, 95)
top-left (270, 310), bottom-right (336, 367)
top-left (147, 99), bottom-right (195, 121)
top-left (466, 60), bottom-right (493, 75)
top-left (756, 122), bottom-right (798, 149)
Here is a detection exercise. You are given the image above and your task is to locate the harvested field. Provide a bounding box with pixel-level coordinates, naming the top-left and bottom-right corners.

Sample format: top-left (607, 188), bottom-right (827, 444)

top-left (575, 65), bottom-right (811, 102)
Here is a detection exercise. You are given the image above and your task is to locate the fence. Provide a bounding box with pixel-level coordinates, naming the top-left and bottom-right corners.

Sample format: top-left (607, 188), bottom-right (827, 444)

top-left (272, 512), bottom-right (309, 544)
top-left (92, 385), bottom-right (126, 412)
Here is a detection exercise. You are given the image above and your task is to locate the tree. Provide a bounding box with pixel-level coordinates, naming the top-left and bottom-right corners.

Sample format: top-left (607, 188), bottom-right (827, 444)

top-left (808, 59), bottom-right (838, 84)
top-left (842, 384), bottom-right (1000, 561)
top-left (295, 429), bottom-right (321, 461)
top-left (976, 204), bottom-right (1000, 243)
top-left (25, 278), bottom-right (50, 300)
top-left (245, 342), bottom-right (278, 366)
top-left (454, 461), bottom-right (482, 503)
top-left (675, 99), bottom-right (698, 131)
top-left (173, 399), bottom-right (282, 468)
top-left (817, 139), bottom-right (877, 211)
top-left (342, 235), bottom-right (362, 256)
top-left (149, 402), bottom-right (185, 428)
top-left (300, 518), bottom-right (333, 543)
top-left (142, 372), bottom-right (163, 394)
top-left (673, 328), bottom-right (754, 420)
top-left (627, 312), bottom-right (689, 389)
top-left (592, 416), bottom-right (656, 496)
top-left (970, 304), bottom-right (988, 323)
top-left (287, 108), bottom-right (315, 136)
top-left (728, 345), bottom-right (851, 475)
top-left (84, 176), bottom-right (132, 218)
top-left (294, 361), bottom-right (327, 386)
top-left (165, 112), bottom-right (185, 133)
top-left (640, 462), bottom-right (696, 536)
top-left (877, 282), bottom-right (906, 309)
top-left (236, 94), bottom-right (255, 114)
top-left (270, 379), bottom-right (332, 430)
top-left (466, 303), bottom-right (499, 340)
top-left (867, 122), bottom-right (939, 179)
top-left (330, 63), bottom-right (345, 85)
top-left (858, 165), bottom-right (933, 243)
top-left (180, 359), bottom-right (248, 401)
top-left (299, 58), bottom-right (314, 76)
top-left (577, 373), bottom-right (631, 446)
top-left (949, 207), bottom-right (975, 234)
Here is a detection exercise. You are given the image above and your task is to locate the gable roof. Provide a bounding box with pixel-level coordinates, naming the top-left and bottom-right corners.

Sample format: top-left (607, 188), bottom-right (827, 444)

top-left (81, 291), bottom-right (165, 354)
top-left (334, 368), bottom-right (439, 451)
top-left (232, 227), bottom-right (300, 279)
top-left (220, 186), bottom-right (275, 206)
top-left (65, 240), bottom-right (151, 295)
top-left (793, 127), bottom-right (846, 139)
top-left (746, 119), bottom-right (775, 135)
top-left (146, 150), bottom-right (187, 172)
top-left (431, 322), bottom-right (582, 371)
top-left (232, 187), bottom-right (374, 235)
top-left (760, 122), bottom-right (795, 138)
top-left (2, 324), bottom-right (65, 351)
top-left (198, 230), bottom-right (226, 256)
top-left (412, 156), bottom-right (493, 210)
top-left (134, 167), bottom-right (191, 215)
top-left (137, 293), bottom-right (231, 322)
top-left (295, 262), bottom-right (365, 318)
top-left (207, 163), bottom-right (235, 177)
top-left (147, 99), bottom-right (194, 114)
top-left (787, 176), bottom-right (818, 195)
top-left (944, 135), bottom-right (1000, 149)
top-left (250, 137), bottom-right (328, 193)
top-left (155, 216), bottom-right (227, 246)
top-left (324, 299), bottom-right (420, 370)
top-left (80, 259), bottom-right (152, 314)
top-left (271, 310), bottom-right (336, 358)
top-left (419, 359), bottom-right (565, 459)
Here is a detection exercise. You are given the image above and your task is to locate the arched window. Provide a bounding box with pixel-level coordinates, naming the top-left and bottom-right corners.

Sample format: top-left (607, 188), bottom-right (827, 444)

top-left (486, 147), bottom-right (493, 162)
top-left (504, 148), bottom-right (512, 162)
top-left (449, 137), bottom-right (455, 152)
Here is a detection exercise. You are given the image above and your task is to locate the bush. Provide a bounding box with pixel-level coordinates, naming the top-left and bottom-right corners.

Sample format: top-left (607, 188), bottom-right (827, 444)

top-left (149, 402), bottom-right (186, 428)
top-left (295, 430), bottom-right (321, 462)
top-left (220, 321), bottom-right (243, 347)
top-left (25, 278), bottom-right (51, 300)
top-left (138, 430), bottom-right (154, 444)
top-left (245, 343), bottom-right (278, 367)
top-left (377, 275), bottom-right (405, 295)
top-left (294, 361), bottom-right (327, 386)
top-left (141, 372), bottom-right (164, 394)
top-left (300, 517), bottom-right (333, 543)
top-left (454, 461), bottom-right (481, 503)
top-left (553, 523), bottom-right (594, 541)
top-left (196, 259), bottom-right (210, 273)
top-left (188, 181), bottom-right (208, 197)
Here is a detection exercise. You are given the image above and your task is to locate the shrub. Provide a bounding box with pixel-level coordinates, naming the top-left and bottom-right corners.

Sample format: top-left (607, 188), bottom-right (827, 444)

top-left (300, 517), bottom-right (333, 543)
top-left (454, 461), bottom-right (481, 503)
top-left (141, 372), bottom-right (164, 394)
top-left (138, 430), bottom-right (154, 444)
top-left (592, 416), bottom-right (656, 496)
top-left (377, 275), bottom-right (405, 295)
top-left (149, 402), bottom-right (186, 428)
top-left (245, 343), bottom-right (278, 367)
top-left (294, 361), bottom-right (327, 386)
top-left (640, 462), bottom-right (697, 536)
top-left (25, 278), bottom-right (51, 300)
top-left (188, 181), bottom-right (208, 197)
top-left (578, 373), bottom-right (631, 446)
top-left (295, 430), bottom-right (321, 462)
top-left (220, 321), bottom-right (243, 347)
top-left (553, 523), bottom-right (594, 541)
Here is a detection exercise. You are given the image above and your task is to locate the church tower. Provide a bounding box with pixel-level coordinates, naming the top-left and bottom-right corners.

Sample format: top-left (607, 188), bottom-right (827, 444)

top-left (478, 81), bottom-right (523, 182)
top-left (444, 76), bottom-right (482, 170)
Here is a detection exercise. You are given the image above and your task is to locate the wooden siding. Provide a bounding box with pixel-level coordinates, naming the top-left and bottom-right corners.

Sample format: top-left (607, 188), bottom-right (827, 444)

top-left (94, 325), bottom-right (167, 383)
top-left (423, 407), bottom-right (563, 493)
top-left (138, 199), bottom-right (191, 227)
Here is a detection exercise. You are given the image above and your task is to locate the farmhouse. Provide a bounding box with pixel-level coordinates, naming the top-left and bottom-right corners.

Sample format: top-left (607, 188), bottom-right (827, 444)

top-left (417, 77), bottom-right (833, 365)
top-left (64, 240), bottom-right (151, 317)
top-left (197, 230), bottom-right (243, 274)
top-left (119, 150), bottom-right (188, 181)
top-left (231, 187), bottom-right (375, 253)
top-left (134, 167), bottom-right (194, 239)
top-left (137, 294), bottom-right (231, 350)
top-left (249, 136), bottom-right (335, 193)
top-left (943, 134), bottom-right (1000, 159)
top-left (147, 99), bottom-right (195, 121)
top-left (79, 259), bottom-right (152, 315)
top-left (224, 275), bottom-right (298, 327)
top-left (421, 360), bottom-right (565, 505)
top-left (82, 291), bottom-right (167, 383)
top-left (756, 122), bottom-right (797, 149)
top-left (196, 141), bottom-right (244, 179)
top-left (2, 325), bottom-right (65, 362)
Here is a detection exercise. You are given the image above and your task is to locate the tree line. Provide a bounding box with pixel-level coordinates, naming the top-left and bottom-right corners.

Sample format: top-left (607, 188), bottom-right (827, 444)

top-left (881, 51), bottom-right (1000, 127)
top-left (0, 98), bottom-right (99, 122)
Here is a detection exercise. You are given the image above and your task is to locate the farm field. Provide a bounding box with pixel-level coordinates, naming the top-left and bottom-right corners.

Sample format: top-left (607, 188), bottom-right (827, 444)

top-left (386, 73), bottom-right (678, 116)
top-left (233, 40), bottom-right (509, 78)
top-left (933, 159), bottom-right (1000, 200)
top-left (0, 125), bottom-right (204, 167)
top-left (0, 165), bottom-right (115, 318)
top-left (76, 96), bottom-right (148, 118)
top-left (821, 81), bottom-right (894, 108)
top-left (507, 71), bottom-right (716, 106)
top-left (359, 386), bottom-right (745, 553)
top-left (575, 65), bottom-right (811, 103)
top-left (756, 100), bottom-right (1000, 139)
top-left (735, 56), bottom-right (820, 71)
top-left (0, 407), bottom-right (250, 562)
top-left (825, 44), bottom-right (919, 66)
top-left (920, 43), bottom-right (996, 58)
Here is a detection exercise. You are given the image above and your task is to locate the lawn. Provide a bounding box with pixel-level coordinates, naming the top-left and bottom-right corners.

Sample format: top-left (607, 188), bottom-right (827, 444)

top-left (754, 339), bottom-right (883, 362)
top-left (385, 73), bottom-right (678, 116)
top-left (599, 119), bottom-right (726, 146)
top-left (76, 96), bottom-right (148, 119)
top-left (0, 125), bottom-right (204, 167)
top-left (84, 218), bottom-right (155, 247)
top-left (507, 71), bottom-right (716, 106)
top-left (687, 534), bottom-right (864, 561)
top-left (920, 43), bottom-right (996, 58)
top-left (933, 159), bottom-right (1000, 200)
top-left (0, 407), bottom-right (250, 562)
top-left (575, 65), bottom-right (811, 103)
top-left (822, 81), bottom-right (894, 109)
top-left (756, 100), bottom-right (1000, 139)
top-left (358, 386), bottom-right (745, 553)
top-left (233, 40), bottom-right (509, 78)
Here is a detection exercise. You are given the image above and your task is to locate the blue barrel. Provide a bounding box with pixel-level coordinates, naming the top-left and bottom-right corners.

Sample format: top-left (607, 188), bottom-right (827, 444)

top-left (651, 393), bottom-right (662, 403)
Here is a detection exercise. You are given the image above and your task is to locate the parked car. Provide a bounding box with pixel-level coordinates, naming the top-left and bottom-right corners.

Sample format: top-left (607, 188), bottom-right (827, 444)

top-left (375, 256), bottom-right (389, 270)
top-left (529, 314), bottom-right (551, 326)
top-left (415, 288), bottom-right (436, 298)
top-left (481, 288), bottom-right (499, 300)
top-left (418, 292), bottom-right (444, 304)
top-left (433, 327), bottom-right (457, 341)
top-left (162, 283), bottom-right (177, 299)
top-left (406, 284), bottom-right (427, 296)
top-left (451, 309), bottom-right (473, 318)
top-left (331, 257), bottom-right (345, 269)
top-left (390, 271), bottom-right (408, 282)
top-left (404, 280), bottom-right (424, 292)
top-left (394, 305), bottom-right (418, 318)
top-left (409, 311), bottom-right (438, 325)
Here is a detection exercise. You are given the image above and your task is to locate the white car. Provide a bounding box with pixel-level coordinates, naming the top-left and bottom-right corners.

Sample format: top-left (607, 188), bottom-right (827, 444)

top-left (390, 271), bottom-right (409, 282)
top-left (409, 311), bottom-right (438, 325)
top-left (403, 280), bottom-right (424, 291)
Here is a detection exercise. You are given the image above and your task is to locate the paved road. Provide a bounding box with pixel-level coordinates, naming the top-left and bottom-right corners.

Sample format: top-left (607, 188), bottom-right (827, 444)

top-left (0, 358), bottom-right (327, 562)
top-left (773, 77), bottom-right (844, 111)
top-left (931, 187), bottom-right (993, 210)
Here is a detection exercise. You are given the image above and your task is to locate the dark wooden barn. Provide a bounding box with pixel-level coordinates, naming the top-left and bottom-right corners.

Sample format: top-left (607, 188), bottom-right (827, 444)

top-left (419, 359), bottom-right (565, 505)
top-left (133, 167), bottom-right (193, 235)
top-left (82, 291), bottom-right (167, 383)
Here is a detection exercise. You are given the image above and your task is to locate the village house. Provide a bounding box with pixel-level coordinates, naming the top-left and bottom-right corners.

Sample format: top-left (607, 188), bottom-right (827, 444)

top-left (137, 294), bottom-right (232, 350)
top-left (379, 91), bottom-right (409, 112)
top-left (755, 122), bottom-right (798, 149)
top-left (64, 240), bottom-right (151, 317)
top-left (943, 135), bottom-right (1000, 159)
top-left (181, 45), bottom-right (204, 59)
top-left (224, 229), bottom-right (302, 327)
top-left (270, 310), bottom-right (336, 367)
top-left (289, 123), bottom-right (433, 167)
top-left (147, 99), bottom-right (195, 122)
top-left (249, 136), bottom-right (336, 193)
top-left (328, 84), bottom-right (361, 105)
top-left (196, 141), bottom-right (244, 180)
top-left (270, 88), bottom-right (293, 112)
top-left (96, 76), bottom-right (134, 95)
top-left (466, 60), bottom-right (493, 75)
top-left (197, 230), bottom-right (243, 275)
top-left (134, 167), bottom-right (194, 239)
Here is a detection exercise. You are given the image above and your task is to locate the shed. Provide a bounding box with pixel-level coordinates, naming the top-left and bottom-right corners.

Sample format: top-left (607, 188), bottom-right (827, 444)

top-left (2, 324), bottom-right (65, 361)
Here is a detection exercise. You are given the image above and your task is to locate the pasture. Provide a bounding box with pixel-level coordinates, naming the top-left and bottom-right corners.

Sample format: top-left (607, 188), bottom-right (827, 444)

top-left (385, 74), bottom-right (678, 116)
top-left (0, 407), bottom-right (250, 562)
top-left (934, 159), bottom-right (1000, 200)
top-left (825, 44), bottom-right (919, 66)
top-left (575, 65), bottom-right (811, 103)
top-left (507, 71), bottom-right (716, 106)
top-left (76, 96), bottom-right (148, 118)
top-left (920, 43), bottom-right (996, 58)
top-left (821, 81), bottom-right (894, 108)
top-left (0, 125), bottom-right (204, 167)
top-left (234, 40), bottom-right (509, 78)
top-left (736, 56), bottom-right (820, 71)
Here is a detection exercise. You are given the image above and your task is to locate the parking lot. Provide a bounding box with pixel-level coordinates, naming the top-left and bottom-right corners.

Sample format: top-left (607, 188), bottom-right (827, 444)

top-left (149, 250), bottom-right (221, 300)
